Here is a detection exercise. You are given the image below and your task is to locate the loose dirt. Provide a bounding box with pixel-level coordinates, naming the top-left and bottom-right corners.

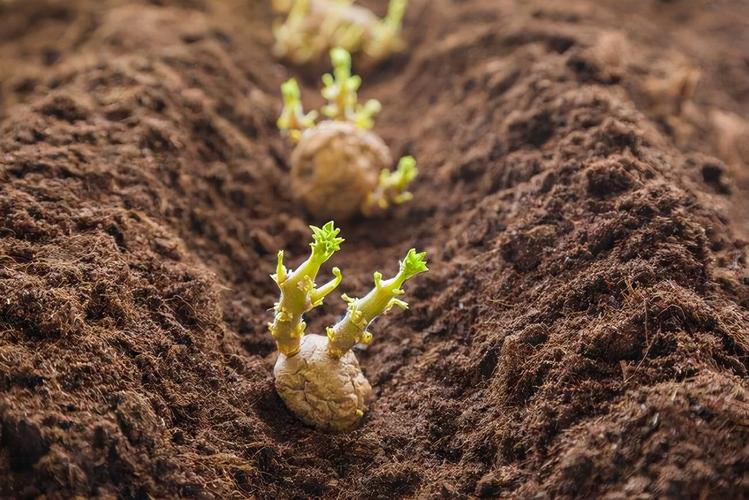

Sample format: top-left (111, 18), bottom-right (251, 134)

top-left (0, 0), bottom-right (747, 498)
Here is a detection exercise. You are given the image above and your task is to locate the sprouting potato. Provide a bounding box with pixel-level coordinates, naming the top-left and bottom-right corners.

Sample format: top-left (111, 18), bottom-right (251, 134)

top-left (277, 48), bottom-right (418, 220)
top-left (272, 0), bottom-right (408, 65)
top-left (268, 222), bottom-right (428, 431)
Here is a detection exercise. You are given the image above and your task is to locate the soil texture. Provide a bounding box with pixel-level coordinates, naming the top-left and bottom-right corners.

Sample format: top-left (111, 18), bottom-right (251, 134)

top-left (0, 0), bottom-right (748, 498)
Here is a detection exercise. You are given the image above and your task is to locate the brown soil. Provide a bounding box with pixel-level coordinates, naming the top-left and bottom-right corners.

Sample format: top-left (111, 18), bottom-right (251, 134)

top-left (1, 0), bottom-right (748, 498)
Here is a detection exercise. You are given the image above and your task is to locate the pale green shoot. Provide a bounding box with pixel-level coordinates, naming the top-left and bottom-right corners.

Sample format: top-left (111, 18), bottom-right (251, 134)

top-left (277, 78), bottom-right (318, 142)
top-left (326, 248), bottom-right (428, 357)
top-left (269, 222), bottom-right (344, 355)
top-left (321, 47), bottom-right (381, 128)
top-left (364, 155), bottom-right (419, 212)
top-left (353, 99), bottom-right (382, 129)
top-left (272, 0), bottom-right (314, 62)
top-left (321, 47), bottom-right (360, 120)
top-left (366, 0), bottom-right (408, 59)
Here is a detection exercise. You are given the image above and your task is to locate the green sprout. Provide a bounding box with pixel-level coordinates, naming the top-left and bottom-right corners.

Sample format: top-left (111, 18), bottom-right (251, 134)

top-left (326, 248), bottom-right (428, 357)
top-left (364, 155), bottom-right (419, 213)
top-left (271, 224), bottom-right (428, 431)
top-left (277, 78), bottom-right (318, 142)
top-left (269, 221), bottom-right (343, 356)
top-left (353, 99), bottom-right (382, 129)
top-left (276, 48), bottom-right (379, 137)
top-left (366, 0), bottom-right (408, 59)
top-left (272, 0), bottom-right (320, 64)
top-left (321, 47), bottom-right (381, 128)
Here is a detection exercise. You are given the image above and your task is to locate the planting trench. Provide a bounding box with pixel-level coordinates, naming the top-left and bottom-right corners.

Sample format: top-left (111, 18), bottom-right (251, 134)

top-left (0, 0), bottom-right (748, 498)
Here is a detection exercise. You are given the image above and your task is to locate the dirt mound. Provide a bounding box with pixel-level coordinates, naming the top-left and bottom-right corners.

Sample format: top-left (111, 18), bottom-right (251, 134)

top-left (0, 0), bottom-right (747, 498)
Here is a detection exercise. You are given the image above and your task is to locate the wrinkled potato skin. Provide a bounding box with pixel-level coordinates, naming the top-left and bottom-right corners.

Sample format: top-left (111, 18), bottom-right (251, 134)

top-left (274, 334), bottom-right (373, 432)
top-left (291, 121), bottom-right (391, 220)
